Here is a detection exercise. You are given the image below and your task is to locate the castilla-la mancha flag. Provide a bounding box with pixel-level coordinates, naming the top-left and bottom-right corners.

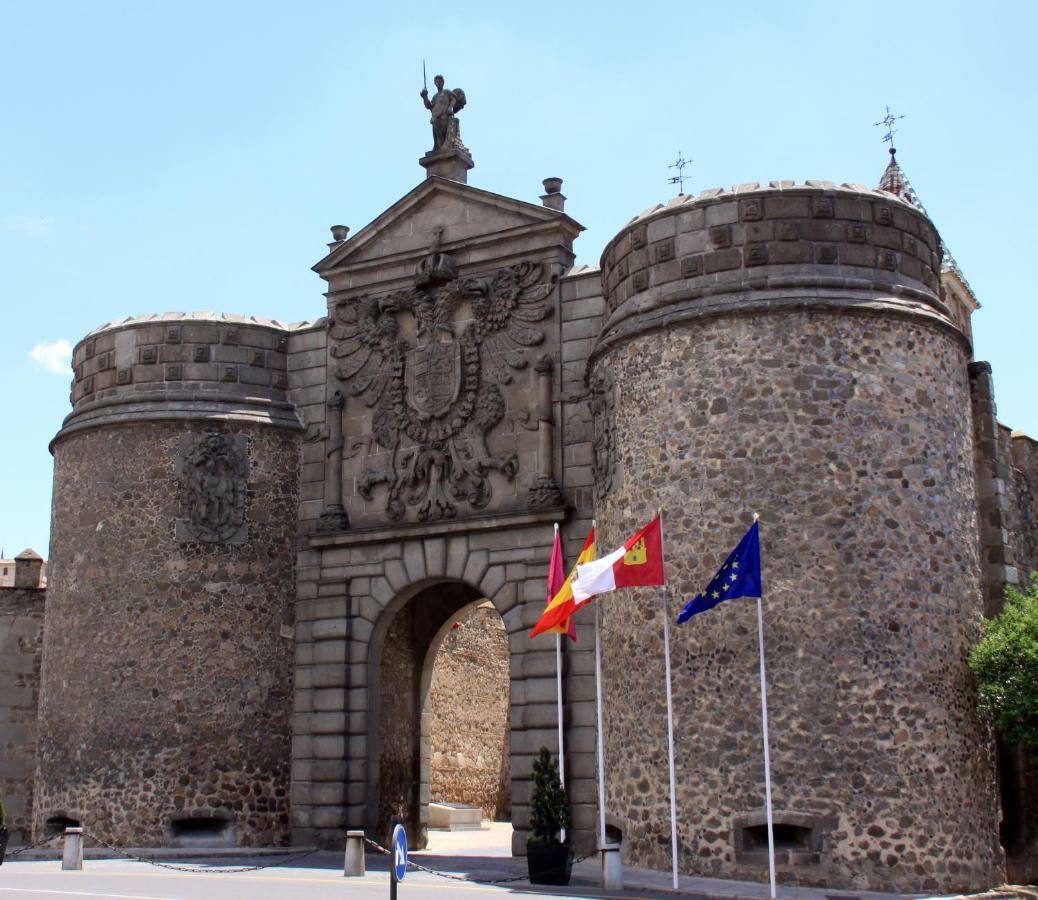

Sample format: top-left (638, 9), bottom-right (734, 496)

top-left (572, 514), bottom-right (664, 601)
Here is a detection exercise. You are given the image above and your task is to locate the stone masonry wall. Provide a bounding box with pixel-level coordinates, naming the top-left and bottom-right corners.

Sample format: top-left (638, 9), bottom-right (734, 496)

top-left (429, 603), bottom-right (510, 820)
top-left (0, 586), bottom-right (45, 841)
top-left (586, 181), bottom-right (1002, 892)
top-left (292, 513), bottom-right (601, 854)
top-left (594, 310), bottom-right (1000, 894)
top-left (291, 182), bottom-right (602, 855)
top-left (1009, 433), bottom-right (1038, 581)
top-left (286, 321), bottom-right (327, 537)
top-left (1002, 429), bottom-right (1038, 883)
top-left (38, 421), bottom-right (299, 846)
top-left (971, 371), bottom-right (1019, 616)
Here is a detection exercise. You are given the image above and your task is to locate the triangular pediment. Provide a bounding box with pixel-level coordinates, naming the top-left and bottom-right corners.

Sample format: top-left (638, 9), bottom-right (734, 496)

top-left (313, 176), bottom-right (583, 277)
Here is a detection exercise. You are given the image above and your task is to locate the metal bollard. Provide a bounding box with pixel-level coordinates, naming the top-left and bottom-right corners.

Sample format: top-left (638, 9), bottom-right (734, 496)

top-left (343, 830), bottom-right (366, 877)
top-left (600, 841), bottom-right (623, 891)
top-left (61, 827), bottom-right (83, 871)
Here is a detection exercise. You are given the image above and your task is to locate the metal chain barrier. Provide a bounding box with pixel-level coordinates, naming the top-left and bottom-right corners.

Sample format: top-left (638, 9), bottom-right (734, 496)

top-left (10, 828), bottom-right (600, 886)
top-left (79, 831), bottom-right (322, 874)
top-left (5, 832), bottom-right (64, 858)
top-left (362, 834), bottom-right (594, 885)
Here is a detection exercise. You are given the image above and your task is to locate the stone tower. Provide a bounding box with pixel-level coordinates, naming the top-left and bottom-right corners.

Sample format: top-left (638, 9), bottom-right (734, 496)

top-left (588, 182), bottom-right (1003, 892)
top-left (36, 314), bottom-right (305, 846)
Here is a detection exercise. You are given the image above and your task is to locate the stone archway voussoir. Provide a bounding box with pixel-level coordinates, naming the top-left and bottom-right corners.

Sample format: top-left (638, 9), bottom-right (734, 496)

top-left (402, 542), bottom-right (426, 583)
top-left (369, 576), bottom-right (394, 606)
top-left (461, 549), bottom-right (489, 588)
top-left (424, 538), bottom-right (447, 577)
top-left (384, 558), bottom-right (409, 592)
top-left (477, 564), bottom-right (507, 602)
top-left (445, 535), bottom-right (469, 579)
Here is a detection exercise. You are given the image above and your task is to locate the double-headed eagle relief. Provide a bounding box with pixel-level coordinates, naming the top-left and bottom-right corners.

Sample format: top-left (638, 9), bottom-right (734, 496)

top-left (329, 245), bottom-right (554, 522)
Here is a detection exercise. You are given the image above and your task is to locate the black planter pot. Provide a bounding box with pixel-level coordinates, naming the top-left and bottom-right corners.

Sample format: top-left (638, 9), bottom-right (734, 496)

top-left (526, 838), bottom-right (572, 885)
top-left (0, 826), bottom-right (9, 865)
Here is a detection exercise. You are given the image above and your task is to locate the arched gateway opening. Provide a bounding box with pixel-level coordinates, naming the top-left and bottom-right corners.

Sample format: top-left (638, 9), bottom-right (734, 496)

top-left (367, 580), bottom-right (510, 849)
top-left (428, 602), bottom-right (510, 822)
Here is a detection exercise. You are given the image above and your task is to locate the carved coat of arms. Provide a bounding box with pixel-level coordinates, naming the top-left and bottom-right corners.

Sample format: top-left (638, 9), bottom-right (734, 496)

top-left (328, 251), bottom-right (554, 521)
top-left (175, 433), bottom-right (248, 543)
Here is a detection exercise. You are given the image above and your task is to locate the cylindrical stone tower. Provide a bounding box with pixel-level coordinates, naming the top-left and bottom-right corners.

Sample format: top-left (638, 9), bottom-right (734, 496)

top-left (591, 182), bottom-right (1002, 892)
top-left (37, 313), bottom-right (302, 847)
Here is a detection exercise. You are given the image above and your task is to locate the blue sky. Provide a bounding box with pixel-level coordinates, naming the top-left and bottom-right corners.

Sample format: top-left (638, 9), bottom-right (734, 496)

top-left (2, 0), bottom-right (1036, 557)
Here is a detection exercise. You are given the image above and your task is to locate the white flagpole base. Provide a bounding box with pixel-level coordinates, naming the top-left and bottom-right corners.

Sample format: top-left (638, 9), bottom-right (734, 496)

top-left (599, 842), bottom-right (624, 891)
top-left (661, 591), bottom-right (680, 890)
top-left (757, 594), bottom-right (777, 900)
top-left (556, 631), bottom-right (566, 844)
top-left (594, 601), bottom-right (607, 849)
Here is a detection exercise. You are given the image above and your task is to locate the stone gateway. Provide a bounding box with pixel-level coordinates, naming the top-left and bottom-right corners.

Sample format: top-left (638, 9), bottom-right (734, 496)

top-left (11, 90), bottom-right (1037, 894)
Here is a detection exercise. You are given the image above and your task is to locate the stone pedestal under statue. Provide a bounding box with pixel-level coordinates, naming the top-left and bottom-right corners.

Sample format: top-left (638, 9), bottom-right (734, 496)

top-left (419, 146), bottom-right (473, 182)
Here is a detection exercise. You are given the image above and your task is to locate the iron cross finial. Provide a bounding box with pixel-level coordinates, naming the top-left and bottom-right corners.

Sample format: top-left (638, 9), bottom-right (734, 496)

top-left (874, 105), bottom-right (905, 157)
top-left (667, 151), bottom-right (693, 195)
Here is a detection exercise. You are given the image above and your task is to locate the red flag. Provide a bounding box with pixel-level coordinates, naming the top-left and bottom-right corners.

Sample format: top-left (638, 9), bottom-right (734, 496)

top-left (536, 527), bottom-right (576, 640)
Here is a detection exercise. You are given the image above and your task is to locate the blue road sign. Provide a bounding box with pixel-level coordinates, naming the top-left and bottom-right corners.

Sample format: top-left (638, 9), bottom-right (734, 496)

top-left (392, 824), bottom-right (408, 883)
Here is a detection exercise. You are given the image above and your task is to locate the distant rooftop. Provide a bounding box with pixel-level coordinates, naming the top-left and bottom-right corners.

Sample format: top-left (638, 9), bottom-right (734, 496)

top-left (0, 548), bottom-right (46, 588)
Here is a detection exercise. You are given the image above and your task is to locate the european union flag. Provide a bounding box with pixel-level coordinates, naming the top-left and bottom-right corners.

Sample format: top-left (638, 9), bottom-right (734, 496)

top-left (676, 520), bottom-right (761, 623)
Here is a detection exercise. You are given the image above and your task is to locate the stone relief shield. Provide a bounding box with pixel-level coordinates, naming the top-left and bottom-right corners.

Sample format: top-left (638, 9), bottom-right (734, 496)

top-left (328, 255), bottom-right (554, 522)
top-left (406, 338), bottom-right (462, 418)
top-left (175, 433), bottom-right (249, 543)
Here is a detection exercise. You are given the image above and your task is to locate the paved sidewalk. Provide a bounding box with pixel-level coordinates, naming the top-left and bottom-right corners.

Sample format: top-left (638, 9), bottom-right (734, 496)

top-left (2, 824), bottom-right (1032, 900)
top-left (424, 823), bottom-right (913, 899)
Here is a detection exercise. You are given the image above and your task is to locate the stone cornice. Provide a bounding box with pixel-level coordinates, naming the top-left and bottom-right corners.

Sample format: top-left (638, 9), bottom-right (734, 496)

top-left (314, 176), bottom-right (584, 276)
top-left (588, 288), bottom-right (972, 371)
top-left (51, 392), bottom-right (302, 452)
top-left (308, 506), bottom-right (569, 548)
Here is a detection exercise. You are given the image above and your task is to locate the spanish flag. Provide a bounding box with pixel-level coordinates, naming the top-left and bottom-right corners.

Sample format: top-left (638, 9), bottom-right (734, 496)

top-left (529, 527), bottom-right (596, 639)
top-left (536, 527), bottom-right (576, 640)
top-left (572, 514), bottom-right (664, 600)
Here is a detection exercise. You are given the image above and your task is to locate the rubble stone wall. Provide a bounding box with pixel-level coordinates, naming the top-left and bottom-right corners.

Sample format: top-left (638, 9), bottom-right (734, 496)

top-left (38, 314), bottom-right (303, 847)
top-left (429, 603), bottom-right (510, 820)
top-left (38, 422), bottom-right (298, 846)
top-left (588, 183), bottom-right (1002, 894)
top-left (378, 600), bottom-right (421, 838)
top-left (0, 587), bottom-right (45, 842)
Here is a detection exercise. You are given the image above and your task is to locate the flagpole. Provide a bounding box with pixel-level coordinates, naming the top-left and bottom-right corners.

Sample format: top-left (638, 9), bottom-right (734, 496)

top-left (592, 520), bottom-right (607, 851)
top-left (659, 509), bottom-right (679, 891)
top-left (554, 524), bottom-right (567, 843)
top-left (753, 513), bottom-right (776, 900)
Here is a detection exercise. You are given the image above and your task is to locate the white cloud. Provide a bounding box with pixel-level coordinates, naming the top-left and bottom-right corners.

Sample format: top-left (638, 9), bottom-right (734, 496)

top-left (30, 339), bottom-right (73, 375)
top-left (2, 214), bottom-right (50, 237)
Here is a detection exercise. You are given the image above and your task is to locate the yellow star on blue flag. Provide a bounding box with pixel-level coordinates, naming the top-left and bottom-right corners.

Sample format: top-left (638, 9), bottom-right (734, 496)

top-left (676, 521), bottom-right (761, 623)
